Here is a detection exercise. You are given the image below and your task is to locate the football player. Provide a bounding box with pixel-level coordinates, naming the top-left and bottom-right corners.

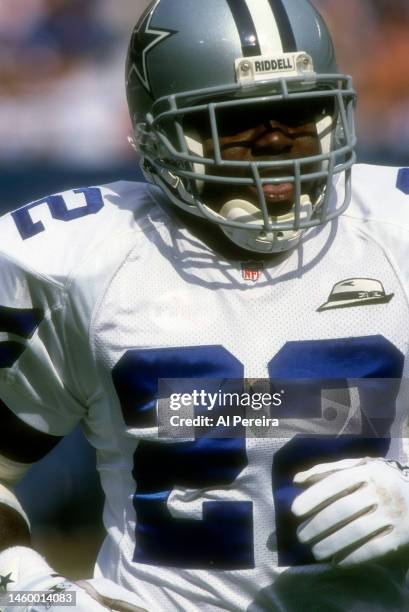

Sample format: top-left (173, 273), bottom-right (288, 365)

top-left (1, 0), bottom-right (409, 610)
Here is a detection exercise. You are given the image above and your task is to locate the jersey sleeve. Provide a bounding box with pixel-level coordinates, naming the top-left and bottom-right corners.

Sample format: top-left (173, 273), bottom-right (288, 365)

top-left (344, 164), bottom-right (409, 295)
top-left (0, 258), bottom-right (86, 438)
top-left (0, 210), bottom-right (91, 437)
top-left (0, 182), bottom-right (144, 437)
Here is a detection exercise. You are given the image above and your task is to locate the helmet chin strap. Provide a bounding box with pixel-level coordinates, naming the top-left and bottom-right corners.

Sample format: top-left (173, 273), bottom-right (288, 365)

top-left (219, 196), bottom-right (312, 254)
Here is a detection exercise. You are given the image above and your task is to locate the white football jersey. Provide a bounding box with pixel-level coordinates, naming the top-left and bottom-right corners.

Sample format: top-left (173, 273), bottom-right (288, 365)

top-left (1, 164), bottom-right (409, 611)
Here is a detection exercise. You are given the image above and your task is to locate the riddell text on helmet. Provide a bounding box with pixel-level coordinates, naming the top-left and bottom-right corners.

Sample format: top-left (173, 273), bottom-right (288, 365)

top-left (254, 58), bottom-right (294, 72)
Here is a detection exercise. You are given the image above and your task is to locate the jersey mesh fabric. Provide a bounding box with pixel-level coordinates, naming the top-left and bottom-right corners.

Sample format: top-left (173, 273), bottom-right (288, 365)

top-left (1, 167), bottom-right (409, 610)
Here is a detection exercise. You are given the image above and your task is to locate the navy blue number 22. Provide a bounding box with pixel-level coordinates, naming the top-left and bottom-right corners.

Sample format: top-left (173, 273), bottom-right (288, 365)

top-left (112, 336), bottom-right (403, 569)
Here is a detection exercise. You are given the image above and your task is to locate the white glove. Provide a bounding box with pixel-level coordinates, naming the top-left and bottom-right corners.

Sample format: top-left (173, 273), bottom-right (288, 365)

top-left (291, 457), bottom-right (409, 567)
top-left (0, 546), bottom-right (148, 612)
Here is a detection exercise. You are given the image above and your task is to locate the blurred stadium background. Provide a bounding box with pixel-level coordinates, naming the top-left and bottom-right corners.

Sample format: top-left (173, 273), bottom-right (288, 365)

top-left (1, 0), bottom-right (409, 579)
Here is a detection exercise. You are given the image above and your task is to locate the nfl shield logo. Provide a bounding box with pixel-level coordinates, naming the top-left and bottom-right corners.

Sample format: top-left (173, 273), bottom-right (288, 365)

top-left (241, 261), bottom-right (263, 282)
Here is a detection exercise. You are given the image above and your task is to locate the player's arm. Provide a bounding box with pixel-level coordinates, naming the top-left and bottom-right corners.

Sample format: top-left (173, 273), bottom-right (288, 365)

top-left (0, 217), bottom-right (147, 610)
top-left (0, 347), bottom-right (147, 612)
top-left (0, 398), bottom-right (148, 611)
top-left (0, 397), bottom-right (64, 551)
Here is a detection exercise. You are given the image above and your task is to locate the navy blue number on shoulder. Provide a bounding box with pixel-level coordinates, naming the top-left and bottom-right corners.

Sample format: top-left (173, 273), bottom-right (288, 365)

top-left (12, 187), bottom-right (104, 240)
top-left (0, 306), bottom-right (44, 368)
top-left (396, 168), bottom-right (409, 195)
top-left (113, 346), bottom-right (253, 569)
top-left (113, 336), bottom-right (403, 569)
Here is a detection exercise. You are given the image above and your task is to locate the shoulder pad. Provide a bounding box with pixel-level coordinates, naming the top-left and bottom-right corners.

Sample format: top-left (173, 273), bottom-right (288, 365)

top-left (345, 164), bottom-right (409, 230)
top-left (0, 180), bottom-right (156, 284)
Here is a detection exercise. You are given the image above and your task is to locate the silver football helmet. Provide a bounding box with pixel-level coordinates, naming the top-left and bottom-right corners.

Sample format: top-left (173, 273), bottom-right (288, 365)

top-left (126, 0), bottom-right (356, 253)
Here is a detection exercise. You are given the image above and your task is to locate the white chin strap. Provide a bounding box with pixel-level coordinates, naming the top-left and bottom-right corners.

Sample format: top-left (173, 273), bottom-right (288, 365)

top-left (219, 196), bottom-right (312, 254)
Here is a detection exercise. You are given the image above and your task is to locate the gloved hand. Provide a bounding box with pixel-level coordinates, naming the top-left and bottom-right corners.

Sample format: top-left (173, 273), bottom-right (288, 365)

top-left (292, 457), bottom-right (409, 566)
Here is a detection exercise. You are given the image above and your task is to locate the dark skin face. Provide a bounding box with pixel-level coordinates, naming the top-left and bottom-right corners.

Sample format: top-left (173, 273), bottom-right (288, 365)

top-left (172, 98), bottom-right (331, 260)
top-left (187, 98), bottom-right (328, 217)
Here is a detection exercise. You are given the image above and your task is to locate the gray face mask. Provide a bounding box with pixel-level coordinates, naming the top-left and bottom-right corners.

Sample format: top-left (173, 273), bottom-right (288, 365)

top-left (126, 0), bottom-right (357, 254)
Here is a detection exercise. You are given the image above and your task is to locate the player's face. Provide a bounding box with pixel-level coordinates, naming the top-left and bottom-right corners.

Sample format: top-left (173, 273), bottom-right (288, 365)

top-left (193, 98), bottom-right (328, 216)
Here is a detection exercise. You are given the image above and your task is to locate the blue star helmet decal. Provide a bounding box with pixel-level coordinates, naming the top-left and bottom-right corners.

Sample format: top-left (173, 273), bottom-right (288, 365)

top-left (129, 0), bottom-right (176, 95)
